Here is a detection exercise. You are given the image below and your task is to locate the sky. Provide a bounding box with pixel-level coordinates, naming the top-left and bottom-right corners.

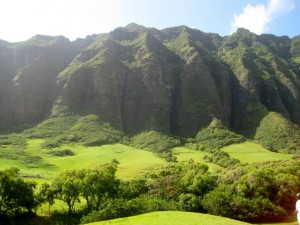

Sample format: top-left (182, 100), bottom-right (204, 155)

top-left (0, 0), bottom-right (299, 42)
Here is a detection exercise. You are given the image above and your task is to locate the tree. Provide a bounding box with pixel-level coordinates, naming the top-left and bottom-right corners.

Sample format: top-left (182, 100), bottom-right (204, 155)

top-left (37, 183), bottom-right (56, 212)
top-left (80, 164), bottom-right (119, 211)
top-left (0, 167), bottom-right (37, 215)
top-left (51, 170), bottom-right (81, 213)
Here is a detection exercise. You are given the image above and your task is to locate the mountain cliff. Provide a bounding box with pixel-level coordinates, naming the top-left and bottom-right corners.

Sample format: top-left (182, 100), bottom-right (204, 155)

top-left (1, 24), bottom-right (300, 150)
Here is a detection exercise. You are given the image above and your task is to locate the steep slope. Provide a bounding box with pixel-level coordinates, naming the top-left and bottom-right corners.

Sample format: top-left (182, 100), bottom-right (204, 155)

top-left (0, 24), bottom-right (300, 153)
top-left (58, 24), bottom-right (184, 134)
top-left (57, 25), bottom-right (233, 136)
top-left (219, 28), bottom-right (300, 136)
top-left (161, 26), bottom-right (232, 136)
top-left (0, 35), bottom-right (94, 131)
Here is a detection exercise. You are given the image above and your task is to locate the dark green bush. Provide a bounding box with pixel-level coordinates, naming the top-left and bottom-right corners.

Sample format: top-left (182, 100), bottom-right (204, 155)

top-left (254, 112), bottom-right (300, 153)
top-left (80, 197), bottom-right (178, 224)
top-left (0, 134), bottom-right (26, 148)
top-left (202, 187), bottom-right (286, 222)
top-left (203, 150), bottom-right (240, 167)
top-left (130, 131), bottom-right (181, 153)
top-left (193, 118), bottom-right (246, 152)
top-left (47, 149), bottom-right (75, 157)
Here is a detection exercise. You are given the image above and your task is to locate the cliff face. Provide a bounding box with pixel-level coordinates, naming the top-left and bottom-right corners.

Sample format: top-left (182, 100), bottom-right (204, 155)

top-left (0, 35), bottom-right (94, 130)
top-left (0, 24), bottom-right (300, 138)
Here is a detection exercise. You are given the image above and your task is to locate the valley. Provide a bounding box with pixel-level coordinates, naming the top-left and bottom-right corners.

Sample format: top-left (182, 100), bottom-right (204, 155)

top-left (1, 23), bottom-right (300, 225)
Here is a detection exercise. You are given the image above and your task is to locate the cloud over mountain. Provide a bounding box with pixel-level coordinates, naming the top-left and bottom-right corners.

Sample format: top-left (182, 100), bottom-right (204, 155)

top-left (231, 0), bottom-right (295, 34)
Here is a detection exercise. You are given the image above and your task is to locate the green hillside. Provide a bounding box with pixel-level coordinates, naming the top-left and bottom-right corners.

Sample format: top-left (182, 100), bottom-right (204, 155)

top-left (0, 139), bottom-right (168, 181)
top-left (1, 24), bottom-right (300, 224)
top-left (85, 211), bottom-right (251, 225)
top-left (222, 142), bottom-right (293, 163)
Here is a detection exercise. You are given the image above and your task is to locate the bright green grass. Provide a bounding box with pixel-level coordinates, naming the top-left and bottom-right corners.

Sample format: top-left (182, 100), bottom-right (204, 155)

top-left (221, 142), bottom-right (293, 163)
top-left (172, 147), bottom-right (223, 171)
top-left (0, 139), bottom-right (167, 180)
top-left (85, 211), bottom-right (251, 225)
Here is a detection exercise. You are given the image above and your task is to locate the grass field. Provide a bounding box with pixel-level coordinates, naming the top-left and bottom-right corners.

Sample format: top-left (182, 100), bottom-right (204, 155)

top-left (0, 140), bottom-right (294, 183)
top-left (172, 147), bottom-right (223, 171)
top-left (85, 211), bottom-right (252, 225)
top-left (0, 139), bottom-right (167, 181)
top-left (0, 138), bottom-right (298, 225)
top-left (221, 142), bottom-right (293, 163)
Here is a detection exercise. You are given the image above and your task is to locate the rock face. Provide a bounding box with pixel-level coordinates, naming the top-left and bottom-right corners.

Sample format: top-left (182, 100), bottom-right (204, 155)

top-left (0, 24), bottom-right (300, 137)
top-left (0, 35), bottom-right (94, 130)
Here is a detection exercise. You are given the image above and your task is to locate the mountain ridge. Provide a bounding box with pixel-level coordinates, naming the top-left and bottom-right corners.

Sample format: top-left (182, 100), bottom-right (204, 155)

top-left (1, 24), bottom-right (300, 153)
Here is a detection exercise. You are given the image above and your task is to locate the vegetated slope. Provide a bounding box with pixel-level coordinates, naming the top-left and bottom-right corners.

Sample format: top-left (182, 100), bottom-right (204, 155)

top-left (0, 35), bottom-right (95, 131)
top-left (0, 24), bottom-right (300, 153)
top-left (84, 211), bottom-right (251, 225)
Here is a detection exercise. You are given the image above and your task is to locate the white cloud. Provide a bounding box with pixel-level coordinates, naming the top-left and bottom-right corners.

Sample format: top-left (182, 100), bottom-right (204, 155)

top-left (231, 0), bottom-right (295, 34)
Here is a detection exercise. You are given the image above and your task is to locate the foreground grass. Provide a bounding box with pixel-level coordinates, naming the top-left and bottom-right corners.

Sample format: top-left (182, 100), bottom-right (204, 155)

top-left (85, 211), bottom-right (251, 225)
top-left (221, 142), bottom-right (293, 163)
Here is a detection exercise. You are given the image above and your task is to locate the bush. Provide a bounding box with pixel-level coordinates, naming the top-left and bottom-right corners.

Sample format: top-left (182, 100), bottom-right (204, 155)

top-left (47, 149), bottom-right (75, 157)
top-left (80, 197), bottom-right (178, 224)
top-left (203, 150), bottom-right (240, 167)
top-left (130, 131), bottom-right (181, 153)
top-left (25, 114), bottom-right (124, 147)
top-left (194, 118), bottom-right (246, 152)
top-left (202, 188), bottom-right (286, 222)
top-left (64, 115), bottom-right (124, 146)
top-left (0, 134), bottom-right (26, 148)
top-left (254, 112), bottom-right (300, 153)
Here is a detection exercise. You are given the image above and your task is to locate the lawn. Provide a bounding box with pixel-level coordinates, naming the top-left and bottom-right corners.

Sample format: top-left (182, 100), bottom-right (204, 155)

top-left (0, 140), bottom-right (293, 183)
top-left (172, 147), bottom-right (223, 171)
top-left (221, 142), bottom-right (293, 163)
top-left (0, 139), bottom-right (168, 181)
top-left (85, 211), bottom-right (252, 225)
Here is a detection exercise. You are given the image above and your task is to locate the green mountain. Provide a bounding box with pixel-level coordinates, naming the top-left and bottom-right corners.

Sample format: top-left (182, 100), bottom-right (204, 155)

top-left (1, 24), bottom-right (300, 153)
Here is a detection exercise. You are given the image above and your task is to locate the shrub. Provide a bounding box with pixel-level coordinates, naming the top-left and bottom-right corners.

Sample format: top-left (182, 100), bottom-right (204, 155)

top-left (0, 134), bottom-right (26, 148)
top-left (254, 112), bottom-right (300, 153)
top-left (80, 197), bottom-right (178, 224)
top-left (47, 149), bottom-right (75, 157)
top-left (130, 131), bottom-right (181, 153)
top-left (202, 188), bottom-right (286, 222)
top-left (203, 150), bottom-right (240, 167)
top-left (194, 118), bottom-right (246, 152)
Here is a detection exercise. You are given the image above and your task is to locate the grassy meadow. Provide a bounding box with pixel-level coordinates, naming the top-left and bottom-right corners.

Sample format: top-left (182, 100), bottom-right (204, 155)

top-left (84, 211), bottom-right (299, 225)
top-left (0, 139), bottom-right (294, 183)
top-left (85, 211), bottom-right (252, 225)
top-left (0, 139), bottom-right (168, 181)
top-left (0, 136), bottom-right (298, 225)
top-left (221, 142), bottom-right (293, 163)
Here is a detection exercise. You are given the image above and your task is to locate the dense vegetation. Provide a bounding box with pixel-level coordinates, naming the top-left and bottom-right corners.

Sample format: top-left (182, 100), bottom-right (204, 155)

top-left (0, 159), bottom-right (299, 224)
top-left (187, 118), bottom-right (246, 152)
top-left (1, 23), bottom-right (300, 225)
top-left (254, 112), bottom-right (300, 153)
top-left (129, 130), bottom-right (181, 161)
top-left (25, 114), bottom-right (124, 148)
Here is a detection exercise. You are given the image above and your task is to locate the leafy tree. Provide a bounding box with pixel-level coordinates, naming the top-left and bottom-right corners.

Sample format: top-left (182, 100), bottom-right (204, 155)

top-left (202, 161), bottom-right (300, 222)
top-left (118, 178), bottom-right (149, 199)
top-left (37, 183), bottom-right (56, 212)
top-left (178, 193), bottom-right (201, 212)
top-left (180, 162), bottom-right (216, 195)
top-left (0, 168), bottom-right (37, 215)
top-left (51, 170), bottom-right (81, 213)
top-left (80, 164), bottom-right (119, 211)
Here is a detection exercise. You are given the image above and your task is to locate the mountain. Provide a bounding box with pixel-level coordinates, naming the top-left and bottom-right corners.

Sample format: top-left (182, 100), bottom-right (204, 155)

top-left (1, 24), bottom-right (300, 152)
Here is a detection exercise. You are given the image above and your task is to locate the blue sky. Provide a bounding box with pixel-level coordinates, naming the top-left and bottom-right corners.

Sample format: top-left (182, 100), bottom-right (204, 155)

top-left (0, 0), bottom-right (299, 42)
